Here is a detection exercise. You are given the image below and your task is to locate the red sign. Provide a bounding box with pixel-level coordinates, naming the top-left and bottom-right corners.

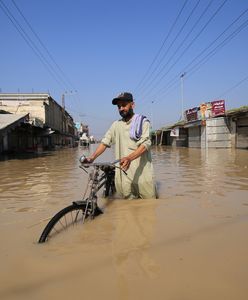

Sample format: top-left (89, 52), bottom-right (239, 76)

top-left (185, 107), bottom-right (198, 122)
top-left (211, 100), bottom-right (225, 117)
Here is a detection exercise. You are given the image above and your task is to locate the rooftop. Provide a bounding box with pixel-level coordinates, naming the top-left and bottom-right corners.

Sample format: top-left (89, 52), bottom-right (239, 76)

top-left (0, 113), bottom-right (29, 131)
top-left (0, 93), bottom-right (51, 100)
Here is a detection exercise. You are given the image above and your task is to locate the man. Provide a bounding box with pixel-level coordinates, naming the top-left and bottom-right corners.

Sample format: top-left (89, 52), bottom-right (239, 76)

top-left (86, 92), bottom-right (157, 199)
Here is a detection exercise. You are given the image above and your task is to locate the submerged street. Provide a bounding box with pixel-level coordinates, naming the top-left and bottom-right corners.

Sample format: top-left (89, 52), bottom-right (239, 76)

top-left (0, 146), bottom-right (248, 300)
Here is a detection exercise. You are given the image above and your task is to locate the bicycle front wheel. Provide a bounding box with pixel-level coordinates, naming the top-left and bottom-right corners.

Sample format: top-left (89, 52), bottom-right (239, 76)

top-left (38, 203), bottom-right (88, 243)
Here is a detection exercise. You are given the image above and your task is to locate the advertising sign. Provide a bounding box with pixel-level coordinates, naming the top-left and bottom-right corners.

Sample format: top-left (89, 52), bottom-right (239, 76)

top-left (75, 122), bottom-right (81, 130)
top-left (185, 107), bottom-right (198, 122)
top-left (211, 100), bottom-right (225, 117)
top-left (170, 127), bottom-right (179, 137)
top-left (184, 99), bottom-right (225, 123)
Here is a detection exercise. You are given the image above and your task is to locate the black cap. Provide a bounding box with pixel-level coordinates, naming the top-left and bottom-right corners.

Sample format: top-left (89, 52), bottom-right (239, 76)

top-left (112, 92), bottom-right (134, 105)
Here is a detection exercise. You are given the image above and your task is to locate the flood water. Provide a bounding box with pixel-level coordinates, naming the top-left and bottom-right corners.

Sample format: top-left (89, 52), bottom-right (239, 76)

top-left (0, 146), bottom-right (248, 300)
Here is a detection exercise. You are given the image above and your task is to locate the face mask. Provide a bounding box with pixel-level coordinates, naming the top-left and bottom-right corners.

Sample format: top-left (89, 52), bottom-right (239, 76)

top-left (119, 108), bottom-right (134, 120)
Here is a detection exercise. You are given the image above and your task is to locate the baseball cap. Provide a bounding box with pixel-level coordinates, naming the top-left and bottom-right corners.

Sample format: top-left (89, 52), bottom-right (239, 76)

top-left (112, 92), bottom-right (134, 105)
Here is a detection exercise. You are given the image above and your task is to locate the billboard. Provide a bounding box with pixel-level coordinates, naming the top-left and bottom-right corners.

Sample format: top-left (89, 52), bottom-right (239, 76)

top-left (185, 100), bottom-right (225, 122)
top-left (170, 127), bottom-right (179, 137)
top-left (75, 122), bottom-right (81, 130)
top-left (185, 107), bottom-right (198, 122)
top-left (211, 100), bottom-right (225, 117)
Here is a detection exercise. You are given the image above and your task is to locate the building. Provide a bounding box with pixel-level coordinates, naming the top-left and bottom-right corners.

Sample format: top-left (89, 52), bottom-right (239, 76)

top-left (155, 103), bottom-right (248, 149)
top-left (0, 93), bottom-right (78, 153)
top-left (0, 112), bottom-right (29, 153)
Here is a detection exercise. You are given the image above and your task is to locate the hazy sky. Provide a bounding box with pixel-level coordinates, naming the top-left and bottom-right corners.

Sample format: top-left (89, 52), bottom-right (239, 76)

top-left (1, 0), bottom-right (248, 138)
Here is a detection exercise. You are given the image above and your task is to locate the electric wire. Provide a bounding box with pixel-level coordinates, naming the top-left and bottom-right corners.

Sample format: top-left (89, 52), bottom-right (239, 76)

top-left (136, 0), bottom-right (202, 97)
top-left (140, 13), bottom-right (248, 110)
top-left (0, 0), bottom-right (68, 89)
top-left (0, 0), bottom-right (73, 90)
top-left (1, 0), bottom-right (85, 119)
top-left (134, 0), bottom-right (189, 93)
top-left (186, 19), bottom-right (248, 79)
top-left (139, 0), bottom-right (228, 101)
top-left (217, 74), bottom-right (248, 98)
top-left (11, 0), bottom-right (76, 92)
top-left (148, 7), bottom-right (248, 104)
top-left (138, 0), bottom-right (213, 98)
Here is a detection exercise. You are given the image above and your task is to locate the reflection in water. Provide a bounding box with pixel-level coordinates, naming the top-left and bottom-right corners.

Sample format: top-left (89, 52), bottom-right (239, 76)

top-left (0, 146), bottom-right (248, 300)
top-left (109, 200), bottom-right (159, 299)
top-left (153, 146), bottom-right (248, 199)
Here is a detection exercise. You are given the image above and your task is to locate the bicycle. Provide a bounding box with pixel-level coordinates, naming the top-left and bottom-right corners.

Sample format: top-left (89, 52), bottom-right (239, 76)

top-left (38, 156), bottom-right (124, 243)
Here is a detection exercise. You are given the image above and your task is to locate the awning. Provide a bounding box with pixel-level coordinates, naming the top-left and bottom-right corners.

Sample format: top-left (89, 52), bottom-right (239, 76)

top-left (183, 120), bottom-right (202, 128)
top-left (0, 113), bottom-right (29, 134)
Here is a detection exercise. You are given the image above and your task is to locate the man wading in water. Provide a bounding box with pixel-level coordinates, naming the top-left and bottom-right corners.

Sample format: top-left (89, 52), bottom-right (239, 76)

top-left (85, 92), bottom-right (157, 199)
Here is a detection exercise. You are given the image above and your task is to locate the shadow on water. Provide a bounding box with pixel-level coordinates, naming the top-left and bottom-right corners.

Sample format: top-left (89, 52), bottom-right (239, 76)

top-left (0, 151), bottom-right (55, 161)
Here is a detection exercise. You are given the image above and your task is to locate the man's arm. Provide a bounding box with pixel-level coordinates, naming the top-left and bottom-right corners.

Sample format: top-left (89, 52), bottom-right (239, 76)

top-left (86, 143), bottom-right (107, 162)
top-left (120, 144), bottom-right (147, 171)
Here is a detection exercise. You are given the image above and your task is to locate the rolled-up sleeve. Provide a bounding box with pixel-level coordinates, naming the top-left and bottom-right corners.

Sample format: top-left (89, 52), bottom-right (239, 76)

top-left (101, 122), bottom-right (116, 147)
top-left (136, 121), bottom-right (151, 150)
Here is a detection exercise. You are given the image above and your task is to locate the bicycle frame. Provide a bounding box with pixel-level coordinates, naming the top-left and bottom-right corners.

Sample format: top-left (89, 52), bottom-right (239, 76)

top-left (38, 159), bottom-right (121, 243)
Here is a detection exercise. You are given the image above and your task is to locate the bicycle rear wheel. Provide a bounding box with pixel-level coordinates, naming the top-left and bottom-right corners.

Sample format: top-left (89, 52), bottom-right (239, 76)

top-left (38, 202), bottom-right (89, 243)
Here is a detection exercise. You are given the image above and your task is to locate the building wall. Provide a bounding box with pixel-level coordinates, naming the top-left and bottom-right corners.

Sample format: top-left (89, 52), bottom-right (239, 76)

top-left (205, 117), bottom-right (231, 148)
top-left (0, 94), bottom-right (77, 152)
top-left (0, 99), bottom-right (46, 125)
top-left (176, 128), bottom-right (188, 147)
top-left (188, 118), bottom-right (232, 148)
top-left (0, 95), bottom-right (75, 134)
top-left (236, 115), bottom-right (248, 149)
top-left (44, 100), bottom-right (64, 132)
top-left (188, 126), bottom-right (201, 148)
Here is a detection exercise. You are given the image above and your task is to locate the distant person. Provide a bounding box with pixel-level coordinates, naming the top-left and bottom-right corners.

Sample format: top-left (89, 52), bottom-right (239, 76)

top-left (85, 92), bottom-right (157, 199)
top-left (89, 135), bottom-right (95, 144)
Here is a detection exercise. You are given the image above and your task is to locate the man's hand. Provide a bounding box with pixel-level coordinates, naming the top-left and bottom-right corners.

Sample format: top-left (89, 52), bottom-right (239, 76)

top-left (79, 154), bottom-right (94, 164)
top-left (120, 157), bottom-right (131, 171)
top-left (84, 157), bottom-right (94, 163)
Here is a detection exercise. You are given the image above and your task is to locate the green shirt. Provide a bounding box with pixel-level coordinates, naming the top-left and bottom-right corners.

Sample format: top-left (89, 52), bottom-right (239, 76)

top-left (101, 118), bottom-right (157, 199)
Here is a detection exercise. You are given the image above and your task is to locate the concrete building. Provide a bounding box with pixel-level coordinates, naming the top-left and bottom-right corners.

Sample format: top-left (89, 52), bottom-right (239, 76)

top-left (185, 117), bottom-right (232, 148)
top-left (152, 121), bottom-right (187, 147)
top-left (0, 113), bottom-right (29, 153)
top-left (155, 106), bottom-right (248, 149)
top-left (0, 93), bottom-right (78, 153)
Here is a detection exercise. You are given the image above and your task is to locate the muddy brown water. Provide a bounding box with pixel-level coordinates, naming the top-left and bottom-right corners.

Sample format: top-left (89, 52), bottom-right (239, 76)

top-left (0, 146), bottom-right (248, 300)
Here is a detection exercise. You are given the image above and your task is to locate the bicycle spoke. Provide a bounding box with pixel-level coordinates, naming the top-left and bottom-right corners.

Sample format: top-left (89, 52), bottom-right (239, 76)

top-left (74, 210), bottom-right (80, 223)
top-left (39, 160), bottom-right (119, 243)
top-left (59, 219), bottom-right (66, 229)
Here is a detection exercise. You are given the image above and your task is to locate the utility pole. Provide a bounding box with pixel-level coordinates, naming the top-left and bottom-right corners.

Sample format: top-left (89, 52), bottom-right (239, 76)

top-left (61, 91), bottom-right (77, 144)
top-left (62, 93), bottom-right (65, 109)
top-left (62, 90), bottom-right (77, 110)
top-left (180, 72), bottom-right (186, 120)
top-left (151, 100), bottom-right (154, 129)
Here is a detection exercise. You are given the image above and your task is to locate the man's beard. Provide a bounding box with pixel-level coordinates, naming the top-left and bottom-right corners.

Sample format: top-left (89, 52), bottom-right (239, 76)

top-left (119, 108), bottom-right (134, 120)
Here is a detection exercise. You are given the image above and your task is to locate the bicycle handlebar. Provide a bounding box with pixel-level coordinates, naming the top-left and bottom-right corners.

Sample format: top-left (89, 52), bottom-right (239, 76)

top-left (79, 155), bottom-right (120, 166)
top-left (79, 156), bottom-right (127, 175)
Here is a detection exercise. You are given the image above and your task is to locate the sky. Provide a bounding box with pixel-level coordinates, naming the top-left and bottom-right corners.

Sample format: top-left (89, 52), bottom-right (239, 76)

top-left (0, 0), bottom-right (248, 138)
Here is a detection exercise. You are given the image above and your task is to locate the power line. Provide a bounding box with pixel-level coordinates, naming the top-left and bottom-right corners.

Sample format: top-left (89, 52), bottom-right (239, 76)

top-left (180, 8), bottom-right (248, 78)
top-left (134, 0), bottom-right (189, 93)
top-left (146, 17), bottom-right (248, 108)
top-left (140, 0), bottom-right (228, 101)
top-left (138, 0), bottom-right (213, 98)
top-left (217, 74), bottom-right (248, 98)
top-left (149, 6), bottom-right (248, 103)
top-left (1, 0), bottom-right (85, 117)
top-left (0, 0), bottom-right (68, 89)
top-left (186, 19), bottom-right (248, 78)
top-left (137, 0), bottom-right (202, 97)
top-left (11, 0), bottom-right (76, 91)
